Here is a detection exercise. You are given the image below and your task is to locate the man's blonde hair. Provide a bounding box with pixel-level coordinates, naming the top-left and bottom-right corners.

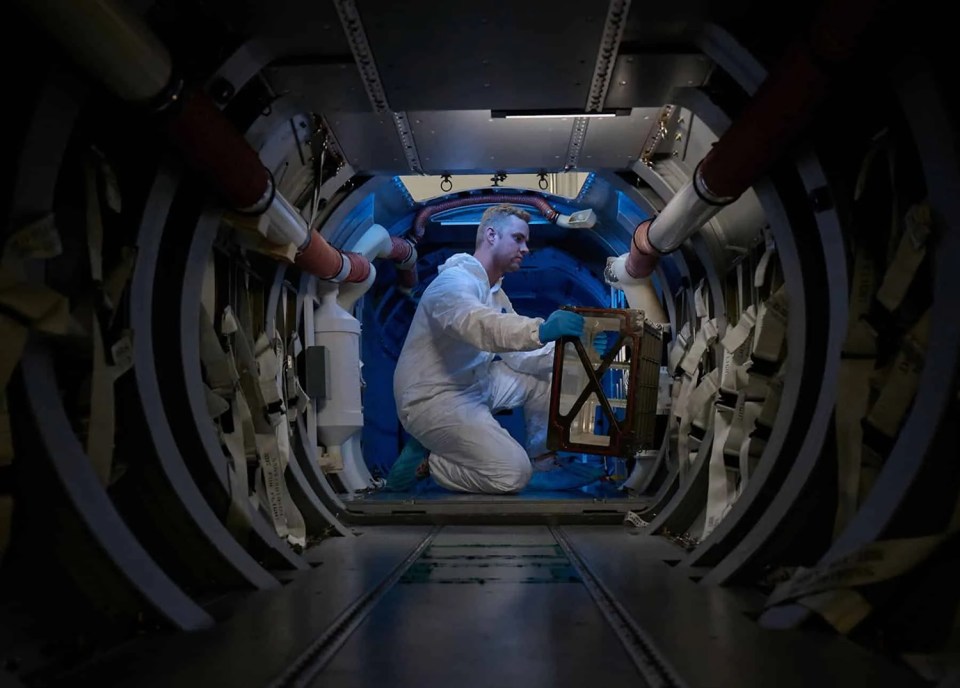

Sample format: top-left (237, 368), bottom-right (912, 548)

top-left (475, 204), bottom-right (531, 250)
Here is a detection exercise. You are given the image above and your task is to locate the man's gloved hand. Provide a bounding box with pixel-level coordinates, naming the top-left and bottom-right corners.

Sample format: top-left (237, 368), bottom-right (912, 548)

top-left (539, 310), bottom-right (585, 343)
top-left (592, 331), bottom-right (618, 357)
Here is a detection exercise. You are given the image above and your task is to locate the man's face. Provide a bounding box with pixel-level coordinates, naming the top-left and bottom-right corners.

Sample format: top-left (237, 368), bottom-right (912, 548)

top-left (489, 215), bottom-right (530, 274)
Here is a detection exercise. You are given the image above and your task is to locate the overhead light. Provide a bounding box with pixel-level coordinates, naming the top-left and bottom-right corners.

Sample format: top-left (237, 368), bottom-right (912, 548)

top-left (491, 109), bottom-right (628, 120)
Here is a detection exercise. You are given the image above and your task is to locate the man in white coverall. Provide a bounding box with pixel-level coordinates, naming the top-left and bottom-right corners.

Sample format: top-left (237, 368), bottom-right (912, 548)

top-left (393, 203), bottom-right (585, 494)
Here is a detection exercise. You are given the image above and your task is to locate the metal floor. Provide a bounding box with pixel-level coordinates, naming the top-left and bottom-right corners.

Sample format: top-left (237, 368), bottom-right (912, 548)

top-left (69, 526), bottom-right (926, 688)
top-left (342, 483), bottom-right (650, 523)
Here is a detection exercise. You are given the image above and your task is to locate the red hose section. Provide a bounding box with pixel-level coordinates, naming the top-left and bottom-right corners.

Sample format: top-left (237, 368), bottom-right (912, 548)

top-left (164, 88), bottom-right (270, 209)
top-left (388, 236), bottom-right (413, 263)
top-left (412, 194), bottom-right (560, 242)
top-left (345, 252), bottom-right (372, 283)
top-left (294, 229), bottom-right (371, 282)
top-left (625, 219), bottom-right (660, 279)
top-left (398, 265), bottom-right (418, 291)
top-left (699, 0), bottom-right (881, 199)
top-left (295, 230), bottom-right (343, 279)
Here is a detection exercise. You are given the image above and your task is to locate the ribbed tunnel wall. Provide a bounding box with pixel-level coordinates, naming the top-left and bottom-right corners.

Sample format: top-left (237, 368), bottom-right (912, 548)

top-left (1, 2), bottom-right (959, 685)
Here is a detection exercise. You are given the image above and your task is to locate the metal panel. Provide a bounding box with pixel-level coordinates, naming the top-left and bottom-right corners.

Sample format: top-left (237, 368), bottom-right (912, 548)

top-left (266, 63), bottom-right (373, 112)
top-left (325, 112), bottom-right (411, 173)
top-left (67, 528), bottom-right (435, 687)
top-left (408, 110), bottom-right (576, 174)
top-left (242, 0), bottom-right (352, 57)
top-left (603, 53), bottom-right (713, 107)
top-left (620, 1), bottom-right (711, 44)
top-left (577, 109), bottom-right (661, 170)
top-left (357, 0), bottom-right (606, 111)
top-left (560, 527), bottom-right (926, 688)
top-left (319, 527), bottom-right (645, 687)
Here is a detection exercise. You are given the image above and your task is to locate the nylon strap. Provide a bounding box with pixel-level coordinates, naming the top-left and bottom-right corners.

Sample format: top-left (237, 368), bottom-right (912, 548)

top-left (720, 305), bottom-right (758, 356)
top-left (228, 376), bottom-right (257, 536)
top-left (4, 213), bottom-right (62, 260)
top-left (796, 589), bottom-right (873, 634)
top-left (198, 305), bottom-right (253, 538)
top-left (767, 531), bottom-right (954, 607)
top-left (86, 314), bottom-right (116, 486)
top-left (668, 321), bottom-right (693, 374)
top-left (735, 397), bottom-right (764, 490)
top-left (720, 309), bottom-right (754, 396)
top-left (876, 202), bottom-right (931, 312)
top-left (754, 229), bottom-right (777, 289)
top-left (833, 244), bottom-right (879, 536)
top-left (694, 280), bottom-right (709, 320)
top-left (705, 295), bottom-right (763, 524)
top-left (703, 403), bottom-right (735, 538)
top-left (680, 369), bottom-right (719, 471)
top-left (688, 369), bottom-right (720, 437)
top-left (680, 318), bottom-right (718, 376)
top-left (773, 488), bottom-right (960, 635)
top-left (673, 370), bottom-right (698, 473)
top-left (230, 299), bottom-right (306, 548)
top-left (83, 156), bottom-right (117, 486)
top-left (0, 391), bottom-right (12, 562)
top-left (751, 286), bottom-right (788, 365)
top-left (282, 289), bottom-right (309, 422)
top-left (833, 360), bottom-right (874, 535)
top-left (864, 309), bottom-right (931, 439)
top-left (656, 366), bottom-right (672, 415)
top-left (753, 372), bottom-right (784, 436)
top-left (0, 266), bottom-right (78, 390)
top-left (0, 202), bottom-right (71, 562)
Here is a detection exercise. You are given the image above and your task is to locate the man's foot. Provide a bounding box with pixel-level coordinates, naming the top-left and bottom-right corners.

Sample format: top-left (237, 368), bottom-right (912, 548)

top-left (525, 456), bottom-right (607, 491)
top-left (532, 453), bottom-right (561, 472)
top-left (384, 437), bottom-right (428, 492)
top-left (415, 457), bottom-right (431, 479)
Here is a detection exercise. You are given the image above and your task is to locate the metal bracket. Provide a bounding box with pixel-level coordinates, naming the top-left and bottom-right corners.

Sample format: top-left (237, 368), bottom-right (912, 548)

top-left (565, 117), bottom-right (591, 170)
top-left (585, 0), bottom-right (632, 112)
top-left (332, 0), bottom-right (424, 174)
top-left (639, 105), bottom-right (676, 168)
top-left (392, 111), bottom-right (424, 174)
top-left (332, 0), bottom-right (389, 112)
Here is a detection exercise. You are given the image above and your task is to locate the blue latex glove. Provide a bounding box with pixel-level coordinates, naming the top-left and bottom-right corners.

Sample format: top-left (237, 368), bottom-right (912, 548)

top-left (592, 331), bottom-right (619, 357)
top-left (539, 310), bottom-right (584, 343)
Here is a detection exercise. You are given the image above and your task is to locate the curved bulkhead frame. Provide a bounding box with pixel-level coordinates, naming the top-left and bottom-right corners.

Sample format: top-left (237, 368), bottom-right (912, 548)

top-left (2, 0), bottom-right (959, 682)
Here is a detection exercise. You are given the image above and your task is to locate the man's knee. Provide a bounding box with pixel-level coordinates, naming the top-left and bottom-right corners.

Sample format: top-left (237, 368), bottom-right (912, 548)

top-left (490, 458), bottom-right (532, 494)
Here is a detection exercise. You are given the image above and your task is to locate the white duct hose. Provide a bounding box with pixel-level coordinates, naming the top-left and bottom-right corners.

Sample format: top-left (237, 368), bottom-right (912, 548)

top-left (646, 162), bottom-right (737, 255)
top-left (347, 223), bottom-right (393, 261)
top-left (15, 0), bottom-right (172, 103)
top-left (555, 208), bottom-right (598, 229)
top-left (605, 256), bottom-right (669, 325)
top-left (338, 264), bottom-right (377, 312)
top-left (337, 223), bottom-right (392, 311)
top-left (263, 191), bottom-right (310, 249)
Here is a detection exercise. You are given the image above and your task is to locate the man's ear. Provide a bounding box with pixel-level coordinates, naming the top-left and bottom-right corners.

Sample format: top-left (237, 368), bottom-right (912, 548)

top-left (485, 226), bottom-right (497, 244)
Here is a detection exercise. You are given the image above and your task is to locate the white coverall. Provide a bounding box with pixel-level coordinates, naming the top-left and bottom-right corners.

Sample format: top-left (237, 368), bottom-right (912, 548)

top-left (393, 253), bottom-right (555, 493)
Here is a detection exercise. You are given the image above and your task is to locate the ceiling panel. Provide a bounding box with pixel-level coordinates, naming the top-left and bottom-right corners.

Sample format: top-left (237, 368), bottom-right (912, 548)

top-left (619, 1), bottom-right (710, 46)
top-left (408, 111), bottom-right (577, 174)
top-left (577, 109), bottom-right (661, 169)
top-left (266, 63), bottom-right (373, 112)
top-left (244, 0), bottom-right (351, 57)
top-left (325, 112), bottom-right (409, 173)
top-left (357, 0), bottom-right (606, 111)
top-left (602, 53), bottom-right (713, 107)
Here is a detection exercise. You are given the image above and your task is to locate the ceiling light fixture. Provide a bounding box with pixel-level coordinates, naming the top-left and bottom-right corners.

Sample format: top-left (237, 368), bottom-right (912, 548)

top-left (491, 109), bottom-right (628, 120)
